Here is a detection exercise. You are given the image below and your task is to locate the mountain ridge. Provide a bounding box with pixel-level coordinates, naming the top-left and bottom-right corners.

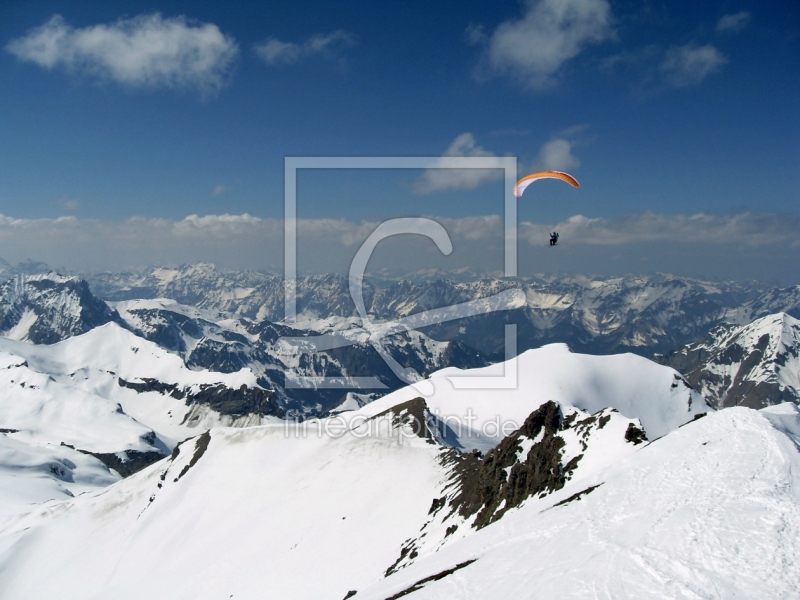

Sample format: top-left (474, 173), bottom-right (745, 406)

top-left (655, 312), bottom-right (800, 409)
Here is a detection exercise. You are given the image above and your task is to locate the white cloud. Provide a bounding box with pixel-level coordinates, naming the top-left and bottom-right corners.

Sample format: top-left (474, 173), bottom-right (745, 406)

top-left (660, 43), bottom-right (727, 87)
top-left (480, 0), bottom-right (614, 89)
top-left (417, 131), bottom-right (584, 194)
top-left (717, 12), bottom-right (751, 34)
top-left (212, 184), bottom-right (228, 196)
top-left (171, 213), bottom-right (264, 238)
top-left (5, 14), bottom-right (238, 95)
top-left (254, 30), bottom-right (355, 66)
top-left (537, 138), bottom-right (580, 171)
top-left (415, 133), bottom-right (507, 194)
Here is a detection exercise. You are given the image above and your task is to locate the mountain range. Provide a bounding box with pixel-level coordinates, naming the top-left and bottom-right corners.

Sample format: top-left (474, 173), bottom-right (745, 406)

top-left (84, 263), bottom-right (799, 355)
top-left (1, 262), bottom-right (799, 419)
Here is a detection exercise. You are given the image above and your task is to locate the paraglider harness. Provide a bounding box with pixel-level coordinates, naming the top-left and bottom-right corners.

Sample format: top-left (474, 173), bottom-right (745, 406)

top-left (549, 232), bottom-right (559, 246)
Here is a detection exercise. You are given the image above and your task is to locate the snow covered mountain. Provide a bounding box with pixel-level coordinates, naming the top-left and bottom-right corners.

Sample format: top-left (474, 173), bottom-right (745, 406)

top-left (0, 273), bottom-right (126, 344)
top-left (1, 346), bottom-right (798, 599)
top-left (655, 312), bottom-right (800, 409)
top-left (87, 262), bottom-right (276, 312)
top-left (0, 258), bottom-right (57, 281)
top-left (112, 298), bottom-right (490, 415)
top-left (0, 323), bottom-right (283, 513)
top-left (0, 273), bottom-right (490, 416)
top-left (724, 284), bottom-right (800, 324)
top-left (86, 265), bottom-right (782, 356)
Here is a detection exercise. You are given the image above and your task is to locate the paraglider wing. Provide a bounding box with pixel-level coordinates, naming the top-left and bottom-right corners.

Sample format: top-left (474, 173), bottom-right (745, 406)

top-left (513, 171), bottom-right (580, 197)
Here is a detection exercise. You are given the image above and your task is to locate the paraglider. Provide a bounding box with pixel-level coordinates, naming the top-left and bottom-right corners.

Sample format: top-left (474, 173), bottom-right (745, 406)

top-left (513, 170), bottom-right (578, 247)
top-left (513, 170), bottom-right (580, 197)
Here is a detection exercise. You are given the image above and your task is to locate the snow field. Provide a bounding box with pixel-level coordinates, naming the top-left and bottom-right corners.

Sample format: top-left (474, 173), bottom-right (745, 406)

top-left (350, 344), bottom-right (708, 445)
top-left (0, 423), bottom-right (445, 600)
top-left (355, 407), bottom-right (800, 599)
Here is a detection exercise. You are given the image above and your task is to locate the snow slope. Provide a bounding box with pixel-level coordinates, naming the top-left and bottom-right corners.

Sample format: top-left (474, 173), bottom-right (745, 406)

top-left (0, 348), bottom-right (157, 453)
top-left (0, 434), bottom-right (120, 517)
top-left (0, 422), bottom-right (446, 600)
top-left (0, 401), bottom-right (796, 598)
top-left (0, 323), bottom-right (266, 446)
top-left (0, 323), bottom-right (280, 515)
top-left (0, 343), bottom-right (737, 599)
top-left (350, 343), bottom-right (708, 445)
top-left (355, 407), bottom-right (800, 600)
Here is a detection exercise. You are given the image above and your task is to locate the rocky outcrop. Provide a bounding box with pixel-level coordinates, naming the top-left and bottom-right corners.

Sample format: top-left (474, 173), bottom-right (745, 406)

top-left (118, 377), bottom-right (285, 418)
top-left (447, 401), bottom-right (583, 529)
top-left (0, 273), bottom-right (126, 344)
top-left (61, 442), bottom-right (164, 478)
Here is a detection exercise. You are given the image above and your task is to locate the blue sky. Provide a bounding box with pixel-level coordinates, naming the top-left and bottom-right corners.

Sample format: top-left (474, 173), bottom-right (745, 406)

top-left (0, 1), bottom-right (798, 280)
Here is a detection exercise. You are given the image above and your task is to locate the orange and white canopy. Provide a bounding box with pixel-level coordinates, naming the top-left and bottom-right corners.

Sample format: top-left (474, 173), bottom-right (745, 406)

top-left (513, 171), bottom-right (580, 197)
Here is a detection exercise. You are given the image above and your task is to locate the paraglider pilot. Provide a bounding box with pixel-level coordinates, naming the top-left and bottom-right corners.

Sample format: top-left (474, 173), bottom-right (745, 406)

top-left (549, 231), bottom-right (559, 246)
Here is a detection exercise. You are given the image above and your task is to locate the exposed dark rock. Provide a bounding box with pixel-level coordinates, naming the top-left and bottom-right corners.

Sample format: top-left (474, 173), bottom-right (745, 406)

top-left (385, 543), bottom-right (417, 577)
top-left (125, 308), bottom-right (205, 353)
top-left (447, 401), bottom-right (585, 529)
top-left (370, 397), bottom-right (434, 440)
top-left (552, 484), bottom-right (603, 508)
top-left (384, 560), bottom-right (477, 600)
top-left (118, 377), bottom-right (183, 398)
top-left (118, 377), bottom-right (284, 418)
top-left (0, 274), bottom-right (127, 344)
top-left (189, 383), bottom-right (283, 418)
top-left (176, 430), bottom-right (211, 480)
top-left (428, 496), bottom-right (446, 516)
top-left (60, 442), bottom-right (165, 477)
top-left (624, 423), bottom-right (648, 445)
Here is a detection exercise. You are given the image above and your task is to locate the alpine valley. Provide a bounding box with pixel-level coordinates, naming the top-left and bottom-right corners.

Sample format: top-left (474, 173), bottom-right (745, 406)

top-left (0, 262), bottom-right (799, 599)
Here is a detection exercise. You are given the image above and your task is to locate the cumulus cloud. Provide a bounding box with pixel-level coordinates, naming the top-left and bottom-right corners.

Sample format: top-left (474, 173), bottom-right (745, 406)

top-left (660, 43), bottom-right (727, 87)
top-left (717, 12), bottom-right (751, 34)
top-left (415, 133), bottom-right (508, 194)
top-left (478, 0), bottom-right (614, 89)
top-left (254, 30), bottom-right (355, 66)
top-left (5, 14), bottom-right (238, 95)
top-left (537, 138), bottom-right (580, 171)
top-left (417, 131), bottom-right (585, 194)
